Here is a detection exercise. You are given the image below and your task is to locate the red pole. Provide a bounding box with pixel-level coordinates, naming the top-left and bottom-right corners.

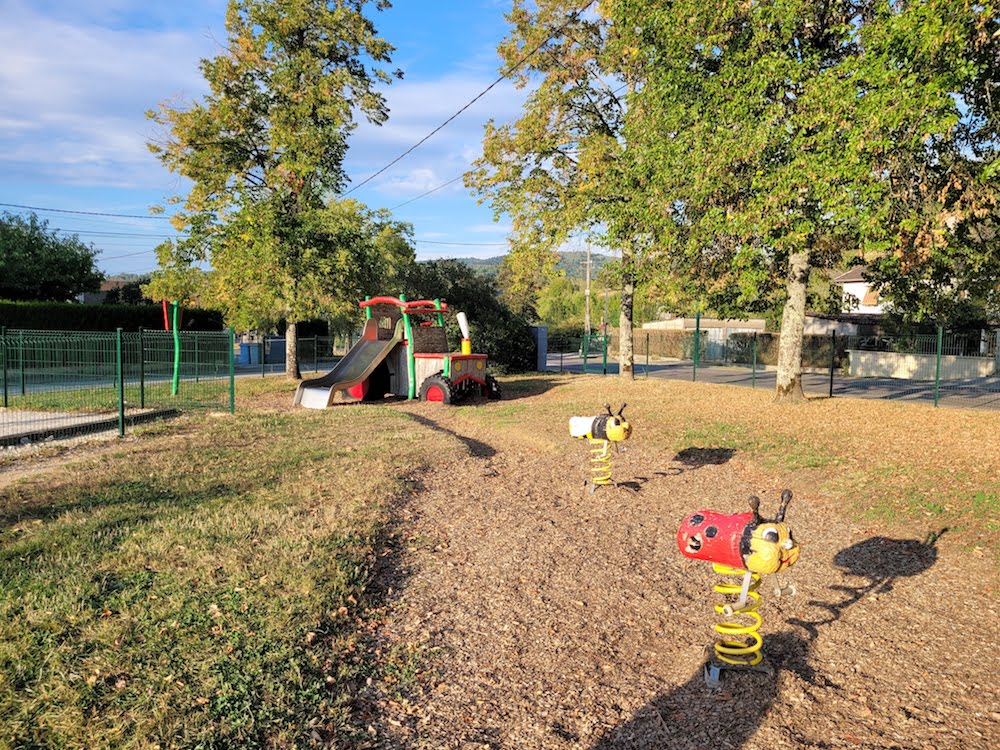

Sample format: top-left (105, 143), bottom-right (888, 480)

top-left (162, 300), bottom-right (170, 331)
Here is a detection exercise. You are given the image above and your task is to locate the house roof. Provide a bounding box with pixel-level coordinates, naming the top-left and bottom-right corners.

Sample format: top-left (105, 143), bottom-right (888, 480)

top-left (832, 266), bottom-right (869, 284)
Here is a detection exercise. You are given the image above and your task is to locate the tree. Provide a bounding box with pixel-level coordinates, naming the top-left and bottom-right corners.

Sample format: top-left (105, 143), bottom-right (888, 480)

top-left (147, 0), bottom-right (400, 378)
top-left (466, 0), bottom-right (646, 378)
top-left (0, 212), bottom-right (103, 302)
top-left (608, 0), bottom-right (999, 400)
top-left (401, 259), bottom-right (537, 373)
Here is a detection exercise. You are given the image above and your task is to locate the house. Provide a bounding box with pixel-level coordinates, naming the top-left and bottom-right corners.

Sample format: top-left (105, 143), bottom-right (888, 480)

top-left (803, 266), bottom-right (884, 337)
top-left (831, 266), bottom-right (883, 314)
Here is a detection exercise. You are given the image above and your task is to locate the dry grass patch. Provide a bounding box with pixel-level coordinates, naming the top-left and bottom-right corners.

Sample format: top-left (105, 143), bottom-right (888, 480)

top-left (0, 378), bottom-right (453, 748)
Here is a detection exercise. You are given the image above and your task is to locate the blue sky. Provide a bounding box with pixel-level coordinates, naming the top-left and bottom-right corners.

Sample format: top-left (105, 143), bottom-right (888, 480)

top-left (0, 0), bottom-right (540, 276)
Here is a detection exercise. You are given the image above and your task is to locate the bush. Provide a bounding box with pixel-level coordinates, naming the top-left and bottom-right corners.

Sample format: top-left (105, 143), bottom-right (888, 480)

top-left (0, 300), bottom-right (224, 332)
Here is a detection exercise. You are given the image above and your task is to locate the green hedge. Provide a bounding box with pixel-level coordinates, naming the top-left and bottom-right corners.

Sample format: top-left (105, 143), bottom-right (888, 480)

top-left (0, 300), bottom-right (224, 332)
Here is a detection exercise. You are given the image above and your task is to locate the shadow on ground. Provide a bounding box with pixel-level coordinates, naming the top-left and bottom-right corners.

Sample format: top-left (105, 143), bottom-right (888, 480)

top-left (590, 532), bottom-right (943, 749)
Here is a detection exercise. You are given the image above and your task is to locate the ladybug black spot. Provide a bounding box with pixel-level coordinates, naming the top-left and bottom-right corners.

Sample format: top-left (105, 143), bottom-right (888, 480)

top-left (689, 513), bottom-right (705, 526)
top-left (705, 525), bottom-right (718, 538)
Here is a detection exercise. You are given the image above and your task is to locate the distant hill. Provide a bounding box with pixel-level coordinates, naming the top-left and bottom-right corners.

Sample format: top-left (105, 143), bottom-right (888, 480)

top-left (445, 250), bottom-right (613, 282)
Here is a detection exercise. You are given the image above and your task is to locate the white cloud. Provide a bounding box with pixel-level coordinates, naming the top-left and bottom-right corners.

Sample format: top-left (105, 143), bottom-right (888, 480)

top-left (0, 0), bottom-right (219, 189)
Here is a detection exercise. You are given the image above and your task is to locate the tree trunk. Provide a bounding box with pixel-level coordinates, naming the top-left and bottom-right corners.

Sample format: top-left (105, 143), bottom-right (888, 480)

top-left (619, 268), bottom-right (635, 380)
top-left (286, 320), bottom-right (301, 379)
top-left (775, 251), bottom-right (811, 401)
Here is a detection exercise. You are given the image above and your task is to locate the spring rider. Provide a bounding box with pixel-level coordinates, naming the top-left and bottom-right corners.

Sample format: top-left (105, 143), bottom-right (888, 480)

top-left (677, 490), bottom-right (800, 687)
top-left (569, 404), bottom-right (632, 493)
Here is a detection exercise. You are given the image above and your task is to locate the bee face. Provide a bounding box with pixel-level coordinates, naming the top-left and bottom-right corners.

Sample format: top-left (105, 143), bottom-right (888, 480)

top-left (605, 417), bottom-right (632, 442)
top-left (746, 522), bottom-right (799, 574)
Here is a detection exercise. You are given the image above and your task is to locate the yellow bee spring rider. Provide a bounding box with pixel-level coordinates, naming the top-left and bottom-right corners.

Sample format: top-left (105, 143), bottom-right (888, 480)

top-left (568, 404), bottom-right (632, 494)
top-left (677, 491), bottom-right (800, 686)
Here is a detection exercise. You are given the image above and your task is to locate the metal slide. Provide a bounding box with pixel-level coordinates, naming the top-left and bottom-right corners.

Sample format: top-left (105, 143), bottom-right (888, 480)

top-left (293, 319), bottom-right (403, 409)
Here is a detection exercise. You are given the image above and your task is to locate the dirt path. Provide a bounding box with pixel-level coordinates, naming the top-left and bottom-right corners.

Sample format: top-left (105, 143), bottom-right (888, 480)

top-left (369, 400), bottom-right (999, 750)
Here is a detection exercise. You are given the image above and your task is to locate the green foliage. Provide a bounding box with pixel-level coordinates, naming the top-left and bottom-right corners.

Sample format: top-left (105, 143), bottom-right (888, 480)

top-left (103, 279), bottom-right (153, 306)
top-left (400, 260), bottom-right (537, 373)
top-left (607, 0), bottom-right (999, 394)
top-left (0, 212), bottom-right (103, 302)
top-left (147, 0), bottom-right (403, 372)
top-left (0, 301), bottom-right (223, 332)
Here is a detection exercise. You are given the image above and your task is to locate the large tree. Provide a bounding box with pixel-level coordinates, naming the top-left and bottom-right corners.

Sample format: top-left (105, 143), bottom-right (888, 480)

top-left (147, 0), bottom-right (400, 378)
top-left (466, 0), bottom-right (646, 378)
top-left (608, 0), bottom-right (999, 400)
top-left (0, 212), bottom-right (103, 302)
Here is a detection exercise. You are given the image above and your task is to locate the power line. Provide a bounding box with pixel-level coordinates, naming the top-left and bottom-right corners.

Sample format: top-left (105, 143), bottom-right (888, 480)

top-left (51, 228), bottom-right (174, 239)
top-left (0, 201), bottom-right (170, 220)
top-left (389, 175), bottom-right (465, 211)
top-left (342, 0), bottom-right (595, 197)
top-left (415, 239), bottom-right (507, 247)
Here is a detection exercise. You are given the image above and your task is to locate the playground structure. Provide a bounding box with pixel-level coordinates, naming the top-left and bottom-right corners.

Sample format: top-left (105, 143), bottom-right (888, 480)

top-left (568, 403), bottom-right (632, 493)
top-left (294, 295), bottom-right (501, 409)
top-left (677, 491), bottom-right (800, 687)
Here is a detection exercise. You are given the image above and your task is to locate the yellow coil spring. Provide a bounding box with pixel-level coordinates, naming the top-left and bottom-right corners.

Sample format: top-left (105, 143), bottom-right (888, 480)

top-left (589, 438), bottom-right (613, 486)
top-left (712, 563), bottom-right (763, 667)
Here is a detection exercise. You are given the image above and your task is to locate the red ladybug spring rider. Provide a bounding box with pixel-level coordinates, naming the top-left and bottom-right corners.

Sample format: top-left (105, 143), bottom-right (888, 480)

top-left (677, 491), bottom-right (801, 686)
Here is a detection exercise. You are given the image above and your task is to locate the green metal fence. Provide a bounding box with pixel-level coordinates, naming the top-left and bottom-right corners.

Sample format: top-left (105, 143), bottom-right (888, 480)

top-left (552, 324), bottom-right (1000, 409)
top-left (1, 328), bottom-right (235, 446)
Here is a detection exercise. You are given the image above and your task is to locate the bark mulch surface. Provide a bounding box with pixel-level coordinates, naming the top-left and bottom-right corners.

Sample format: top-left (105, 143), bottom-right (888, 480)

top-left (362, 376), bottom-right (998, 750)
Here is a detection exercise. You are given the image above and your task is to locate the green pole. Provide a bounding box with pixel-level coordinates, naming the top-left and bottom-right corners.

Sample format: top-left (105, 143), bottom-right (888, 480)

top-left (1, 326), bottom-right (7, 407)
top-left (752, 332), bottom-right (757, 388)
top-left (261, 336), bottom-right (266, 378)
top-left (934, 324), bottom-right (943, 407)
top-left (116, 328), bottom-right (125, 437)
top-left (194, 331), bottom-right (200, 383)
top-left (229, 327), bottom-right (236, 414)
top-left (602, 332), bottom-right (608, 375)
top-left (138, 327), bottom-right (146, 409)
top-left (828, 330), bottom-right (836, 398)
top-left (434, 298), bottom-right (445, 328)
top-left (313, 336), bottom-right (318, 372)
top-left (692, 308), bottom-right (701, 381)
top-left (401, 294), bottom-right (416, 399)
top-left (364, 295), bottom-right (372, 320)
top-left (171, 302), bottom-right (181, 396)
top-left (645, 331), bottom-right (650, 377)
top-left (19, 330), bottom-right (25, 396)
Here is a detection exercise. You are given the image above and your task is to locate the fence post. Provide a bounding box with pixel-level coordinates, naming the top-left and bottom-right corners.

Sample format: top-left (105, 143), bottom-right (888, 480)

top-left (645, 331), bottom-right (650, 377)
top-left (116, 328), bottom-right (125, 437)
top-left (1, 326), bottom-right (7, 407)
top-left (138, 327), bottom-right (146, 409)
top-left (934, 324), bottom-right (943, 407)
top-left (692, 309), bottom-right (701, 381)
top-left (602, 333), bottom-right (608, 375)
top-left (261, 337), bottom-right (266, 378)
top-left (752, 332), bottom-right (757, 388)
top-left (582, 335), bottom-right (589, 374)
top-left (194, 331), bottom-right (200, 383)
top-left (229, 327), bottom-right (236, 414)
top-left (829, 330), bottom-right (836, 398)
top-left (19, 329), bottom-right (25, 396)
top-left (313, 335), bottom-right (318, 372)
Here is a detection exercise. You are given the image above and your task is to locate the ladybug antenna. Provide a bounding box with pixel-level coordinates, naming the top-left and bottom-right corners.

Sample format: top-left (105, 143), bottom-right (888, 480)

top-left (775, 489), bottom-right (793, 522)
top-left (748, 495), bottom-right (761, 525)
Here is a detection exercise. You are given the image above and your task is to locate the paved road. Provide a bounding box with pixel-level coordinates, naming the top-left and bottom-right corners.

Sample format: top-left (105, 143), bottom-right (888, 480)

top-left (545, 354), bottom-right (1000, 410)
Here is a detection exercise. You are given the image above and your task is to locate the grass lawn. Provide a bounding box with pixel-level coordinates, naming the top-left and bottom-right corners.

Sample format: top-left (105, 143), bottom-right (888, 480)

top-left (1, 373), bottom-right (997, 748)
top-left (1, 377), bottom-right (452, 748)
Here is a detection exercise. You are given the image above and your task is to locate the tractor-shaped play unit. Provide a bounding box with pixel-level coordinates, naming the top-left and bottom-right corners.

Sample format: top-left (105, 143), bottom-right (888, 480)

top-left (294, 295), bottom-right (501, 409)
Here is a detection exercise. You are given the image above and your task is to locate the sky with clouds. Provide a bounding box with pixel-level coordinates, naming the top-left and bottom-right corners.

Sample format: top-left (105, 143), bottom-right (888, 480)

top-left (0, 0), bottom-right (544, 276)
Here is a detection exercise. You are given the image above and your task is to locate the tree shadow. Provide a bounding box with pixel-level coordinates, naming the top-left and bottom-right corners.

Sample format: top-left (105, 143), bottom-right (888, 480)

top-left (404, 412), bottom-right (497, 458)
top-left (492, 375), bottom-right (569, 401)
top-left (653, 447), bottom-right (737, 478)
top-left (590, 531), bottom-right (944, 750)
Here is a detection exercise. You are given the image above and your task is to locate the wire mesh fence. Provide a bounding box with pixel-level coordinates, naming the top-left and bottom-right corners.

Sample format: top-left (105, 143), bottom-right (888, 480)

top-left (548, 325), bottom-right (1000, 409)
top-left (1, 328), bottom-right (235, 446)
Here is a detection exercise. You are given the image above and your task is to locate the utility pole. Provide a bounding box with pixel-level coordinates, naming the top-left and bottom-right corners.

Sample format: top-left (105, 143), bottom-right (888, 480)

top-left (585, 239), bottom-right (592, 336)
